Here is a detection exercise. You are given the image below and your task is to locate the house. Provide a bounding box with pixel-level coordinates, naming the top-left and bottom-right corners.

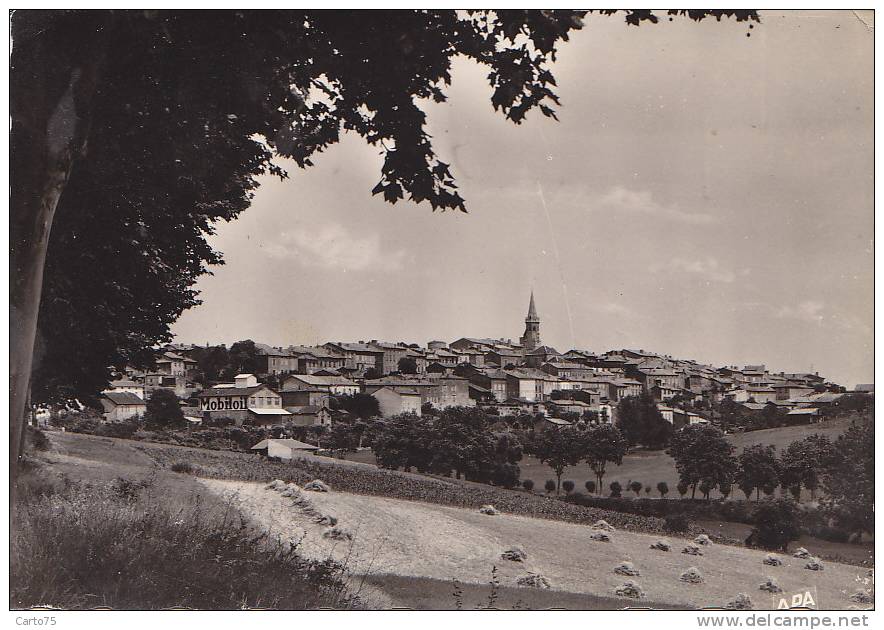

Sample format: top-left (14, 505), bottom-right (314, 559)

top-left (854, 383), bottom-right (874, 394)
top-left (322, 342), bottom-right (384, 372)
top-left (282, 374), bottom-right (360, 396)
top-left (631, 367), bottom-right (683, 392)
top-left (541, 360), bottom-right (591, 380)
top-left (525, 345), bottom-right (560, 367)
top-left (100, 391), bottom-right (147, 423)
top-left (143, 372), bottom-right (189, 399)
top-left (745, 386), bottom-right (778, 404)
top-left (285, 404), bottom-right (333, 427)
top-left (154, 351), bottom-right (197, 377)
top-left (369, 341), bottom-right (410, 375)
top-left (457, 366), bottom-right (508, 402)
top-left (103, 378), bottom-right (145, 400)
top-left (251, 438), bottom-right (319, 460)
top-left (197, 374), bottom-right (290, 425)
top-left (773, 382), bottom-right (815, 401)
top-left (657, 404), bottom-right (675, 424)
top-left (650, 384), bottom-right (680, 402)
top-left (288, 346), bottom-right (347, 374)
top-left (533, 416), bottom-right (573, 432)
top-left (786, 407), bottom-right (820, 422)
top-left (372, 387), bottom-right (422, 417)
top-left (365, 375), bottom-right (473, 409)
top-left (254, 344), bottom-right (299, 375)
top-left (485, 348), bottom-right (523, 368)
top-left (546, 399), bottom-right (593, 416)
top-left (280, 388), bottom-right (331, 408)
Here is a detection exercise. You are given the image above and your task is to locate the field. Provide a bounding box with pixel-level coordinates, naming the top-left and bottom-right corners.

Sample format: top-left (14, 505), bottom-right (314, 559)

top-left (344, 417), bottom-right (854, 500)
top-left (24, 429), bottom-right (873, 610)
top-left (201, 477), bottom-right (873, 610)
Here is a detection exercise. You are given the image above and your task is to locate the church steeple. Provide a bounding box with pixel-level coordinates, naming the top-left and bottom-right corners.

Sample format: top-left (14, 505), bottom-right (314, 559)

top-left (526, 290), bottom-right (539, 322)
top-left (520, 291), bottom-right (541, 351)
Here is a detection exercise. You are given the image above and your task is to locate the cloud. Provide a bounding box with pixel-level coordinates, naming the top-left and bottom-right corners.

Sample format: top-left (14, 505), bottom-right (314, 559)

top-left (595, 186), bottom-right (717, 225)
top-left (263, 223), bottom-right (405, 272)
top-left (650, 257), bottom-right (736, 283)
top-left (775, 300), bottom-right (825, 324)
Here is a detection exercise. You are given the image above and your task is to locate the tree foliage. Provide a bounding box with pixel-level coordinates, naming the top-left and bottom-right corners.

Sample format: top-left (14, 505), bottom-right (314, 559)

top-left (747, 498), bottom-right (801, 551)
top-left (736, 444), bottom-right (782, 502)
top-left (333, 393), bottom-right (380, 420)
top-left (397, 357), bottom-right (418, 375)
top-left (667, 424), bottom-right (737, 499)
top-left (616, 393), bottom-right (673, 450)
top-left (583, 423), bottom-right (628, 493)
top-left (820, 419), bottom-right (874, 536)
top-left (532, 426), bottom-right (586, 494)
top-left (143, 389), bottom-right (184, 429)
top-left (780, 434), bottom-right (834, 501)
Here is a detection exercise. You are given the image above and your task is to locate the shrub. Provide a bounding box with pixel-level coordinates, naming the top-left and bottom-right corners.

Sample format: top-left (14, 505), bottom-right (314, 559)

top-left (677, 481), bottom-right (689, 498)
top-left (584, 480), bottom-right (596, 494)
top-left (562, 480), bottom-right (575, 495)
top-left (609, 481), bottom-right (622, 498)
top-left (645, 485), bottom-right (652, 495)
top-left (629, 480), bottom-right (643, 497)
top-left (664, 514), bottom-right (691, 533)
top-left (521, 479), bottom-right (535, 492)
top-left (25, 427), bottom-right (50, 451)
top-left (544, 479), bottom-right (556, 494)
top-left (170, 461), bottom-right (193, 474)
top-left (95, 420), bottom-right (140, 440)
top-left (747, 498), bottom-right (801, 551)
top-left (657, 481), bottom-right (669, 498)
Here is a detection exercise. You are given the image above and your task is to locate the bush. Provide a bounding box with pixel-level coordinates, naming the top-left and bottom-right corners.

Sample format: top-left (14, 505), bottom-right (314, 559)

top-left (677, 481), bottom-right (689, 498)
top-left (544, 479), bottom-right (556, 494)
top-left (629, 480), bottom-right (643, 497)
top-left (657, 481), bottom-right (669, 498)
top-left (522, 479), bottom-right (535, 492)
top-left (664, 514), bottom-right (691, 533)
top-left (584, 480), bottom-right (596, 494)
top-left (747, 498), bottom-right (801, 551)
top-left (561, 480), bottom-right (575, 495)
top-left (609, 481), bottom-right (622, 498)
top-left (25, 427), bottom-right (50, 451)
top-left (96, 420), bottom-right (140, 439)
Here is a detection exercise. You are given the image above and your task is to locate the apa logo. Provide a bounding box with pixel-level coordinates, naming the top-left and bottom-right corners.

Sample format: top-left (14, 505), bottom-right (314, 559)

top-left (774, 587), bottom-right (819, 610)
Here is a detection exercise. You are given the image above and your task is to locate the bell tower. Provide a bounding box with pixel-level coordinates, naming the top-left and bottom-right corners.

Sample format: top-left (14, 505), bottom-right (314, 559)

top-left (520, 291), bottom-right (541, 351)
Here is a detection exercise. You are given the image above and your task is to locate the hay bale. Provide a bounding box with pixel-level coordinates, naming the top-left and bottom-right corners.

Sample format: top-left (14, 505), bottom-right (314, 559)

top-left (680, 567), bottom-right (704, 584)
top-left (280, 482), bottom-right (303, 497)
top-left (479, 504), bottom-right (499, 515)
top-left (266, 479), bottom-right (287, 491)
top-left (501, 546), bottom-right (527, 562)
top-left (804, 557), bottom-right (824, 571)
top-left (592, 519), bottom-right (616, 532)
top-left (725, 594), bottom-right (753, 610)
top-left (322, 527), bottom-right (352, 541)
top-left (303, 479), bottom-right (330, 492)
top-left (694, 534), bottom-right (712, 546)
top-left (759, 577), bottom-right (783, 593)
top-left (590, 531), bottom-right (611, 543)
top-left (763, 554), bottom-right (783, 566)
top-left (614, 580), bottom-right (645, 599)
top-left (614, 561), bottom-right (640, 577)
top-left (792, 547), bottom-right (812, 559)
top-left (649, 540), bottom-right (671, 552)
top-left (849, 590), bottom-right (873, 605)
top-left (313, 514), bottom-right (338, 526)
top-left (516, 573), bottom-right (550, 589)
top-left (682, 544), bottom-right (703, 556)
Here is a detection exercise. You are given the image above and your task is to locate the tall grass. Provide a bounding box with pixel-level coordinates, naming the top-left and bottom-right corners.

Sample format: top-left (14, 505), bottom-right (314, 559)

top-left (10, 466), bottom-right (360, 610)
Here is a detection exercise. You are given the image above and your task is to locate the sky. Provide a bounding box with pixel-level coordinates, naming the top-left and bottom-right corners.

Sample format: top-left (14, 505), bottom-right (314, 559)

top-left (172, 10), bottom-right (874, 388)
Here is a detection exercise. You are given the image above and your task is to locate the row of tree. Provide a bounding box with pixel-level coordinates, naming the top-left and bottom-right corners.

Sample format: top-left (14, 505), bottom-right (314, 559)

top-left (371, 407), bottom-right (523, 487)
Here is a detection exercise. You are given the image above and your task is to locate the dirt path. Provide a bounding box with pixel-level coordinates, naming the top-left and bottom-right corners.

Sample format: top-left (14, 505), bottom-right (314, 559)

top-left (199, 479), bottom-right (873, 610)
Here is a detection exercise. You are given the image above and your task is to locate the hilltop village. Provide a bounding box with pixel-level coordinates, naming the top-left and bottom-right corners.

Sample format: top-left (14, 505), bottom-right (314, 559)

top-left (100, 293), bottom-right (870, 431)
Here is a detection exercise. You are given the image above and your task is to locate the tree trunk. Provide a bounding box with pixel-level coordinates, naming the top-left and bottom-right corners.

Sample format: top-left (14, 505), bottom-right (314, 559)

top-left (10, 12), bottom-right (109, 492)
top-left (691, 483), bottom-right (697, 499)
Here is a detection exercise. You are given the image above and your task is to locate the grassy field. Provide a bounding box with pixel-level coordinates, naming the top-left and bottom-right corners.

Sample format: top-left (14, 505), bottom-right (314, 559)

top-left (203, 477), bottom-right (873, 610)
top-left (344, 417), bottom-right (854, 500)
top-left (12, 431), bottom-right (359, 610)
